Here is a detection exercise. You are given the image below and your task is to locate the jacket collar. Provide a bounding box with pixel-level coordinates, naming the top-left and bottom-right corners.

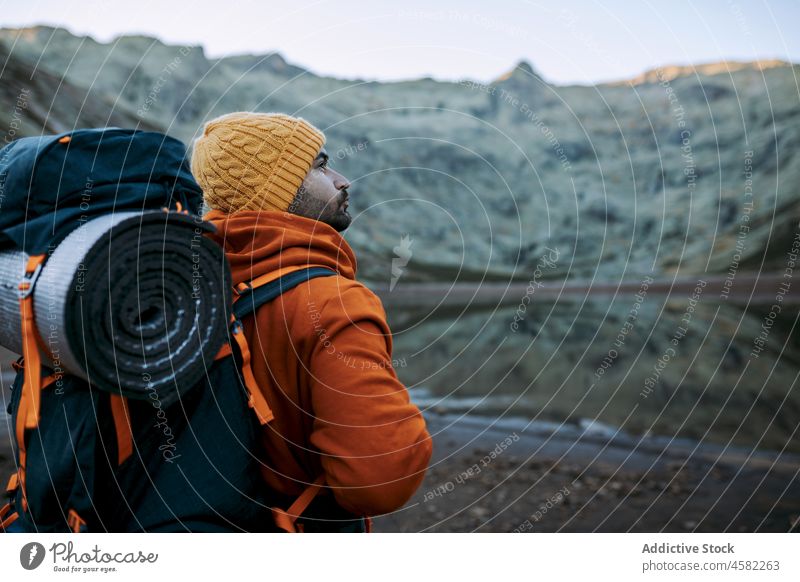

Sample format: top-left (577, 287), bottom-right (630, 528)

top-left (203, 209), bottom-right (357, 286)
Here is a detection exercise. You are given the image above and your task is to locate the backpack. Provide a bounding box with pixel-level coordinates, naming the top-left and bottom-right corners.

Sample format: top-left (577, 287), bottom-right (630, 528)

top-left (0, 128), bottom-right (204, 254)
top-left (1, 264), bottom-right (340, 532)
top-left (0, 128), bottom-right (368, 532)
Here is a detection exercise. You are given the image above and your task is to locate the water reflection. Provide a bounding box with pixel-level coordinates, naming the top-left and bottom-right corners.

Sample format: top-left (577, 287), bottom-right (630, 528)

top-left (388, 294), bottom-right (800, 453)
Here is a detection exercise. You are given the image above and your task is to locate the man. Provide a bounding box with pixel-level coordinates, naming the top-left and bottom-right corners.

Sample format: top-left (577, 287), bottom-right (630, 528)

top-left (190, 112), bottom-right (432, 532)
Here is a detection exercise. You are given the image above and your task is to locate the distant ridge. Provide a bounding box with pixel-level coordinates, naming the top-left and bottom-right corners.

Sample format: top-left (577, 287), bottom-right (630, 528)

top-left (614, 59), bottom-right (794, 86)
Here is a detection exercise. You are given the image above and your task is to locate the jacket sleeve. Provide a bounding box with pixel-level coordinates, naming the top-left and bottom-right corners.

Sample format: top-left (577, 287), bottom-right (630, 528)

top-left (305, 282), bottom-right (433, 516)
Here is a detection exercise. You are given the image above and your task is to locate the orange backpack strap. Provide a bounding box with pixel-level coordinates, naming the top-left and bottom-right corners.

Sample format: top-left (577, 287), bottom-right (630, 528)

top-left (11, 357), bottom-right (24, 373)
top-left (229, 267), bottom-right (339, 531)
top-left (271, 474), bottom-right (326, 533)
top-left (0, 503), bottom-right (19, 531)
top-left (228, 265), bottom-right (332, 424)
top-left (229, 315), bottom-right (274, 425)
top-left (15, 253), bottom-right (47, 512)
top-left (214, 341), bottom-right (232, 361)
top-left (233, 264), bottom-right (327, 296)
top-left (67, 508), bottom-right (87, 533)
top-left (1, 473), bottom-right (20, 532)
top-left (109, 395), bottom-right (134, 465)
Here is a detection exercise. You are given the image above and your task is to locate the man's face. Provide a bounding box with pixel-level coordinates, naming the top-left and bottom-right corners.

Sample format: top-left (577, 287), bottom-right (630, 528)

top-left (287, 148), bottom-right (352, 232)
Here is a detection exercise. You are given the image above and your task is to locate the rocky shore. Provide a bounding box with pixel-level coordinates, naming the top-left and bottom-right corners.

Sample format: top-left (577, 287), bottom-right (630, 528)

top-left (372, 414), bottom-right (800, 532)
top-left (2, 387), bottom-right (797, 532)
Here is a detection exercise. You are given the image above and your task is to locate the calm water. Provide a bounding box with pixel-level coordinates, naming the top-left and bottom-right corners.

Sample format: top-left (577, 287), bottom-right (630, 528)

top-left (390, 294), bottom-right (800, 453)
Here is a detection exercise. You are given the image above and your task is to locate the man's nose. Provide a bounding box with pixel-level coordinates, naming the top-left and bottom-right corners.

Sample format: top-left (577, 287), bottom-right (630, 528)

top-left (333, 171), bottom-right (351, 191)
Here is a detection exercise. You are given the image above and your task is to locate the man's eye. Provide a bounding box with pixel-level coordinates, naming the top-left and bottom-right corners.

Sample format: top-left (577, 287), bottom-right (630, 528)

top-left (319, 159), bottom-right (328, 169)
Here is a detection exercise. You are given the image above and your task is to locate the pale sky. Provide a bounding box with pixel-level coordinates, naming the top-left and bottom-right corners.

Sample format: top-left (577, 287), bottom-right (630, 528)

top-left (0, 0), bottom-right (797, 85)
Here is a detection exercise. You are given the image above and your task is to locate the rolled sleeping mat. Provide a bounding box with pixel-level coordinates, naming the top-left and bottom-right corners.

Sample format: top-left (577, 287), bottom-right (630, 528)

top-left (0, 210), bottom-right (231, 406)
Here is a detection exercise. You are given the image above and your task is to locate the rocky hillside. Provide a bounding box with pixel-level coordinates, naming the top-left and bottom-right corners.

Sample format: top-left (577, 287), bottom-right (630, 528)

top-left (2, 26), bottom-right (798, 284)
top-left (0, 41), bottom-right (158, 140)
top-left (2, 27), bottom-right (799, 451)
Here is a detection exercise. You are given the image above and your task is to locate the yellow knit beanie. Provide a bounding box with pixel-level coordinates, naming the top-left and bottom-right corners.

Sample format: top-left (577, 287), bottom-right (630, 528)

top-left (190, 112), bottom-right (326, 213)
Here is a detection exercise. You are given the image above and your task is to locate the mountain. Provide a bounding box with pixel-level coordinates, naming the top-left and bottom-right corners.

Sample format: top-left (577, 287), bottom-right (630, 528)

top-left (622, 59), bottom-right (791, 85)
top-left (2, 26), bottom-right (797, 285)
top-left (2, 26), bottom-right (799, 450)
top-left (0, 40), bottom-right (158, 137)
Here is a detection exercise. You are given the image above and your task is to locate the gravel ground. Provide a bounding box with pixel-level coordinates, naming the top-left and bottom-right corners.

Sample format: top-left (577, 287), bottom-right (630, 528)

top-left (2, 390), bottom-right (798, 533)
top-left (372, 414), bottom-right (800, 532)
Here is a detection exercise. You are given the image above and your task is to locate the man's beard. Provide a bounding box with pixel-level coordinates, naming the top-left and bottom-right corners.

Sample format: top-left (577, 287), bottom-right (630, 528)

top-left (289, 186), bottom-right (351, 232)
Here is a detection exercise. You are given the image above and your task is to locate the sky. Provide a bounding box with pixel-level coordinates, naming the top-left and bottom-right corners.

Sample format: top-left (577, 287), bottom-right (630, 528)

top-left (0, 0), bottom-right (798, 85)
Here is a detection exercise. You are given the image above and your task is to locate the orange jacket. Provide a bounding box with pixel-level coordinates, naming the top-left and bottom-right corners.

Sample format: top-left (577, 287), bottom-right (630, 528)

top-left (204, 209), bottom-right (432, 517)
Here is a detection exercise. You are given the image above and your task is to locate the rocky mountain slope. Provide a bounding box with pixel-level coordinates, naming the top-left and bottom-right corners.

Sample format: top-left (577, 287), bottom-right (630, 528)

top-left (2, 26), bottom-right (798, 451)
top-left (0, 40), bottom-right (158, 139)
top-left (2, 26), bottom-right (798, 284)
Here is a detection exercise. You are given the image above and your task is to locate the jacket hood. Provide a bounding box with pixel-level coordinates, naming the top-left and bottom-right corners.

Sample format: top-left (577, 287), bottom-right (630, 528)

top-left (203, 209), bottom-right (358, 285)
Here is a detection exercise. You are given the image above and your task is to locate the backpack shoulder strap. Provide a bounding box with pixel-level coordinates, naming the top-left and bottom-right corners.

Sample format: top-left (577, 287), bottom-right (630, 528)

top-left (271, 474), bottom-right (326, 533)
top-left (215, 265), bottom-right (337, 362)
top-left (226, 266), bottom-right (341, 533)
top-left (223, 266), bottom-right (337, 426)
top-left (233, 266), bottom-right (337, 320)
top-left (15, 253), bottom-right (47, 514)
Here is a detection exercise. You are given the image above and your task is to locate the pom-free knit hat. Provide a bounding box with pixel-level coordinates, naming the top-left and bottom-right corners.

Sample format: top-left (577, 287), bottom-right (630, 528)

top-left (191, 112), bottom-right (326, 213)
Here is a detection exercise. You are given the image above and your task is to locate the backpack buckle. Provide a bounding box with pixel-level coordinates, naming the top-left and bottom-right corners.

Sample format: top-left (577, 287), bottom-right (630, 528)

top-left (67, 509), bottom-right (87, 533)
top-left (5, 473), bottom-right (19, 500)
top-left (18, 262), bottom-right (43, 299)
top-left (233, 281), bottom-right (252, 296)
top-left (11, 357), bottom-right (24, 373)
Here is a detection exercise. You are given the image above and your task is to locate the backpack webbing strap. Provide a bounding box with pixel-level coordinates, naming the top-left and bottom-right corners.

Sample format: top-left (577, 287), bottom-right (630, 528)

top-left (229, 266), bottom-right (338, 529)
top-left (214, 341), bottom-right (232, 361)
top-left (232, 266), bottom-right (337, 320)
top-left (233, 264), bottom-right (329, 298)
top-left (0, 473), bottom-right (20, 532)
top-left (15, 253), bottom-right (47, 512)
top-left (109, 395), bottom-right (134, 465)
top-left (0, 504), bottom-right (18, 531)
top-left (271, 474), bottom-right (326, 533)
top-left (229, 266), bottom-right (337, 425)
top-left (67, 509), bottom-right (87, 533)
top-left (230, 316), bottom-right (275, 425)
